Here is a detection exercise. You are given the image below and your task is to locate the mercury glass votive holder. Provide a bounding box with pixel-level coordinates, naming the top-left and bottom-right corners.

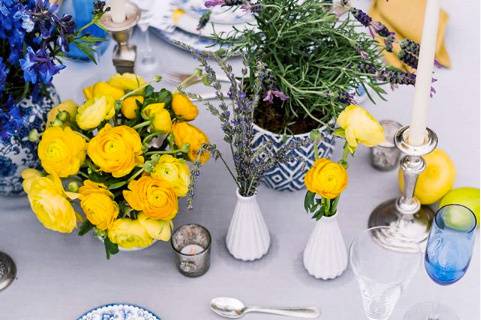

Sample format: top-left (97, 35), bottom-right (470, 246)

top-left (171, 224), bottom-right (212, 277)
top-left (370, 120), bottom-right (403, 171)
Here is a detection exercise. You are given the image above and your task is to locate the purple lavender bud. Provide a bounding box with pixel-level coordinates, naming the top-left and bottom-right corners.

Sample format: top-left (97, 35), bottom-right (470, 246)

top-left (350, 8), bottom-right (372, 27)
top-left (272, 90), bottom-right (289, 101)
top-left (205, 0), bottom-right (225, 8)
top-left (263, 90), bottom-right (274, 103)
top-left (372, 21), bottom-right (391, 38)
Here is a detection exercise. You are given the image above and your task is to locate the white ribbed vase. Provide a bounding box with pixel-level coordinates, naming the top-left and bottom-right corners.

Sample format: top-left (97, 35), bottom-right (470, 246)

top-left (303, 213), bottom-right (348, 280)
top-left (226, 190), bottom-right (271, 261)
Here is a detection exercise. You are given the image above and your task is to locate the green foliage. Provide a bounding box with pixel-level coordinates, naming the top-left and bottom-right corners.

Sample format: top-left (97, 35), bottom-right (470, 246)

top-left (213, 0), bottom-right (387, 133)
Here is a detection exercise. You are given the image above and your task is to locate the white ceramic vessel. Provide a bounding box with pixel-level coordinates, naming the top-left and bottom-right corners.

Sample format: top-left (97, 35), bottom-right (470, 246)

top-left (303, 213), bottom-right (348, 280)
top-left (226, 190), bottom-right (270, 261)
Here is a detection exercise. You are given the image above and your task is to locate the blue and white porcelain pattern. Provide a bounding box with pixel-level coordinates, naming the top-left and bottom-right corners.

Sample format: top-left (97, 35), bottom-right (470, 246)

top-left (252, 124), bottom-right (335, 192)
top-left (0, 87), bottom-right (60, 196)
top-left (77, 304), bottom-right (161, 320)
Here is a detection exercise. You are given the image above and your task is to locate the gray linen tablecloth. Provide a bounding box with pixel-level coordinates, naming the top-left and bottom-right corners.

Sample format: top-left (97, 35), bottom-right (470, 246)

top-left (0, 0), bottom-right (479, 319)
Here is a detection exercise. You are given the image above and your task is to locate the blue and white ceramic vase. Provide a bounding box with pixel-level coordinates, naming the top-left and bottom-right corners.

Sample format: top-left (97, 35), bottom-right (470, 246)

top-left (252, 124), bottom-right (335, 191)
top-left (0, 86), bottom-right (60, 196)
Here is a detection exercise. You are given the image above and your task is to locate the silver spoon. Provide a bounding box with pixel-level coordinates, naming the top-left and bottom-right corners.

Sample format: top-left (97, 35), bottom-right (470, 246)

top-left (210, 297), bottom-right (321, 319)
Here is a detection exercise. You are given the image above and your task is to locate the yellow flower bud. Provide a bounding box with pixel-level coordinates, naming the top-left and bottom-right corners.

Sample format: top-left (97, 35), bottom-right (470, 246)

top-left (92, 82), bottom-right (125, 100)
top-left (108, 218), bottom-right (154, 249)
top-left (121, 96), bottom-right (144, 119)
top-left (138, 213), bottom-right (173, 241)
top-left (304, 158), bottom-right (348, 199)
top-left (152, 109), bottom-right (172, 133)
top-left (172, 92), bottom-right (199, 121)
top-left (38, 126), bottom-right (87, 177)
top-left (172, 122), bottom-right (210, 164)
top-left (76, 96), bottom-right (116, 130)
top-left (336, 105), bottom-right (384, 149)
top-left (108, 73), bottom-right (146, 91)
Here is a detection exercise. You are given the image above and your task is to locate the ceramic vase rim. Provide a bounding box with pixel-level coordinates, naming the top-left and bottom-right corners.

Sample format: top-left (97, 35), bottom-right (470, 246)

top-left (236, 188), bottom-right (257, 200)
top-left (252, 121), bottom-right (333, 138)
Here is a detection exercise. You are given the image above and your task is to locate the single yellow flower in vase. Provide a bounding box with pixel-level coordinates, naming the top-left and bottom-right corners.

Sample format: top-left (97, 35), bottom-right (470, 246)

top-left (304, 158), bottom-right (348, 199)
top-left (336, 105), bottom-right (385, 150)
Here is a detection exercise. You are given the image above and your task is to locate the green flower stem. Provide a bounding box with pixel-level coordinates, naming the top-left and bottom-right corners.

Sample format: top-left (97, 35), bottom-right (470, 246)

top-left (133, 121), bottom-right (150, 130)
top-left (142, 131), bottom-right (165, 145)
top-left (128, 168), bottom-right (144, 182)
top-left (119, 77), bottom-right (162, 102)
top-left (144, 149), bottom-right (187, 156)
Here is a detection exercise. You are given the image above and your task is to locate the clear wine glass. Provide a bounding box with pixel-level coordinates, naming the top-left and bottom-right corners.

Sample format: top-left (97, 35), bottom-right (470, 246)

top-left (137, 8), bottom-right (158, 71)
top-left (404, 204), bottom-right (477, 320)
top-left (350, 226), bottom-right (422, 320)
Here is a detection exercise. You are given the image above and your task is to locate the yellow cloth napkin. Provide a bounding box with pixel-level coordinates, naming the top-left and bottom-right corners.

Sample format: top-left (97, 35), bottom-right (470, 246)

top-left (369, 0), bottom-right (451, 70)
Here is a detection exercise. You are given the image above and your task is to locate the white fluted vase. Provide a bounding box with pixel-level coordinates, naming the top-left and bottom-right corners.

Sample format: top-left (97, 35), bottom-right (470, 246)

top-left (303, 213), bottom-right (348, 280)
top-left (226, 190), bottom-right (270, 261)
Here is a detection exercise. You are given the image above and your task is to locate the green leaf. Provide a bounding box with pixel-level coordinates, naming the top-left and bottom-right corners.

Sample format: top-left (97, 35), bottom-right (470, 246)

top-left (108, 180), bottom-right (128, 190)
top-left (78, 220), bottom-right (94, 236)
top-left (304, 191), bottom-right (316, 213)
top-left (104, 237), bottom-right (119, 259)
top-left (333, 128), bottom-right (345, 138)
top-left (72, 40), bottom-right (97, 64)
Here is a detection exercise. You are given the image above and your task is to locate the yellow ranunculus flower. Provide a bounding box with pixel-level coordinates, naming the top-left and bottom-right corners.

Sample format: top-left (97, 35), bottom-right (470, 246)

top-left (172, 122), bottom-right (210, 164)
top-left (38, 126), bottom-right (87, 177)
top-left (172, 92), bottom-right (199, 121)
top-left (108, 218), bottom-right (154, 249)
top-left (47, 100), bottom-right (78, 126)
top-left (142, 103), bottom-right (165, 118)
top-left (123, 176), bottom-right (178, 220)
top-left (151, 155), bottom-right (190, 197)
top-left (138, 213), bottom-right (173, 241)
top-left (22, 172), bottom-right (78, 233)
top-left (76, 96), bottom-right (116, 130)
top-left (79, 180), bottom-right (119, 230)
top-left (336, 105), bottom-right (384, 149)
top-left (87, 124), bottom-right (144, 177)
top-left (304, 158), bottom-right (348, 199)
top-left (108, 73), bottom-right (146, 91)
top-left (121, 96), bottom-right (144, 119)
top-left (92, 82), bottom-right (125, 100)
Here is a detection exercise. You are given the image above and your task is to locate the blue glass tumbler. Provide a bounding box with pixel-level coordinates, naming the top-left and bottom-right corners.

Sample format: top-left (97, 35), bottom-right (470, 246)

top-left (404, 204), bottom-right (477, 320)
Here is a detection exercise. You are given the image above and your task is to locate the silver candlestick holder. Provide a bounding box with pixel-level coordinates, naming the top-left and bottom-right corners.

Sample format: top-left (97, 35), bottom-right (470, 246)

top-left (368, 126), bottom-right (438, 252)
top-left (100, 2), bottom-right (140, 74)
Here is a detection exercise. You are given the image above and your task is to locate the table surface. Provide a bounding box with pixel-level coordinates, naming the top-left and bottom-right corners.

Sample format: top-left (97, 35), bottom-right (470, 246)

top-left (0, 1), bottom-right (479, 319)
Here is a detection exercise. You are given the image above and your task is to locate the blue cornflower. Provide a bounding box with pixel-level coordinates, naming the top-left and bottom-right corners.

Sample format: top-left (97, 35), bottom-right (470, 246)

top-left (14, 10), bottom-right (34, 32)
top-left (20, 47), bottom-right (65, 84)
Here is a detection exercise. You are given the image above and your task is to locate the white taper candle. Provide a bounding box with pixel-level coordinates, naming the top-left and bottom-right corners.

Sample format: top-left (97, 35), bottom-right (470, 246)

top-left (409, 0), bottom-right (440, 146)
top-left (110, 0), bottom-right (127, 24)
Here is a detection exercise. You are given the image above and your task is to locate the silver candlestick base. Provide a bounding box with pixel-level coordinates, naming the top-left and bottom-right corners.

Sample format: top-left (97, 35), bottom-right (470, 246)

top-left (0, 252), bottom-right (16, 291)
top-left (100, 2), bottom-right (140, 74)
top-left (368, 126), bottom-right (438, 252)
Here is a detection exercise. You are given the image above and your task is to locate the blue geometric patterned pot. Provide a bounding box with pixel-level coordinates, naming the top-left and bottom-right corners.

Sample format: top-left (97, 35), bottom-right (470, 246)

top-left (0, 87), bottom-right (60, 196)
top-left (252, 123), bottom-right (335, 191)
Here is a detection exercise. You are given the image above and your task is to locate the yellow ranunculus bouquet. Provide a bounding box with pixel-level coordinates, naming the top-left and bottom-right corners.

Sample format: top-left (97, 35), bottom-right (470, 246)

top-left (22, 73), bottom-right (210, 258)
top-left (304, 105), bottom-right (384, 219)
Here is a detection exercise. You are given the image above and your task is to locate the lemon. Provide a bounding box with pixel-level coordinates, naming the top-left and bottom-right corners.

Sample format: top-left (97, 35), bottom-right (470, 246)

top-left (440, 187), bottom-right (480, 226)
top-left (399, 148), bottom-right (456, 205)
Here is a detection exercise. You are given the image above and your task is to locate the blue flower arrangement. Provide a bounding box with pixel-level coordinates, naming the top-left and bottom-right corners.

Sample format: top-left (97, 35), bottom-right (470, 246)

top-left (0, 0), bottom-right (107, 141)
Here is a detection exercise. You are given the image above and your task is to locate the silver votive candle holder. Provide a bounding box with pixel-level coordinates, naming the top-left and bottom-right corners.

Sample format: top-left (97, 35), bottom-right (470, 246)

top-left (171, 224), bottom-right (211, 277)
top-left (370, 120), bottom-right (403, 171)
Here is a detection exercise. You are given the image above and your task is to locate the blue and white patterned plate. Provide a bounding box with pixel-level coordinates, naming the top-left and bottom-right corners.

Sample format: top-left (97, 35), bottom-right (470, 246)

top-left (77, 304), bottom-right (161, 320)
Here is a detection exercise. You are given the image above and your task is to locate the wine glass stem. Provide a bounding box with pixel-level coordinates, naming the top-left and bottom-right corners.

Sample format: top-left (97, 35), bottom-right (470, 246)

top-left (144, 30), bottom-right (152, 56)
top-left (427, 301), bottom-right (440, 320)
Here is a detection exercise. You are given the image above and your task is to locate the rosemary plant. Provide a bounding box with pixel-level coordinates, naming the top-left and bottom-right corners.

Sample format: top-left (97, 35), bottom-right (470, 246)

top-left (203, 0), bottom-right (420, 135)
